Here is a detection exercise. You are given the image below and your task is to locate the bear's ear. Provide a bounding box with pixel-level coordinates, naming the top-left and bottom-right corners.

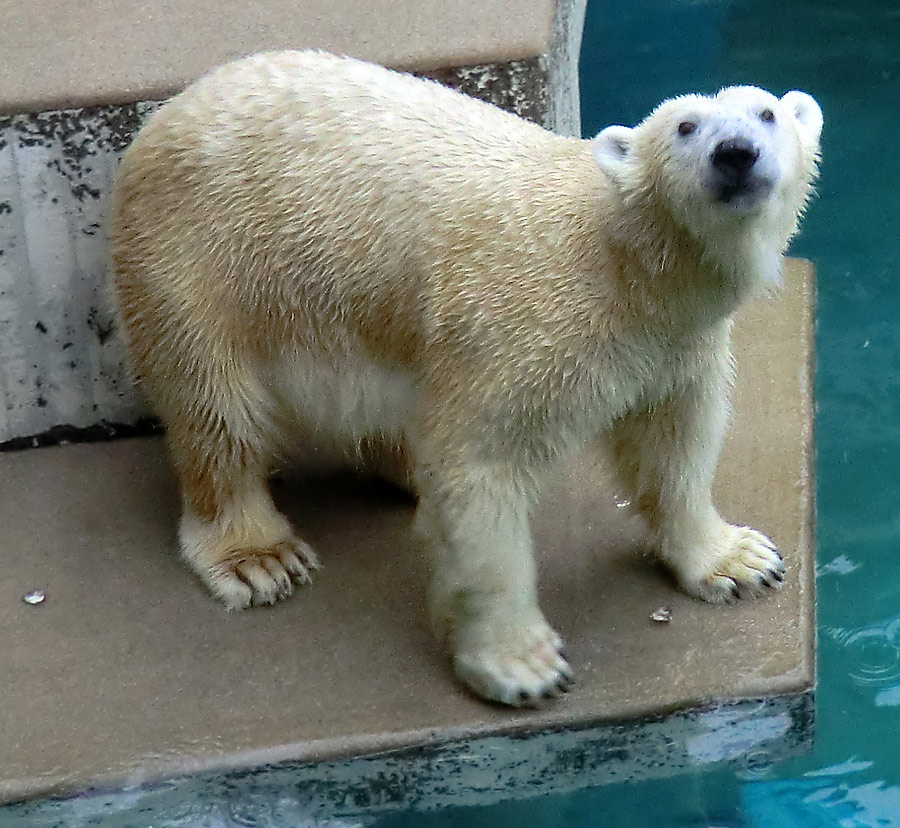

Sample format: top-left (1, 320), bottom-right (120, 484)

top-left (592, 125), bottom-right (634, 181)
top-left (781, 91), bottom-right (823, 145)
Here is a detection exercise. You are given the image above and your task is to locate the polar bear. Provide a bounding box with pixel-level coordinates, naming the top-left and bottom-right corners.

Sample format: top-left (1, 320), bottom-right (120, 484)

top-left (110, 50), bottom-right (822, 706)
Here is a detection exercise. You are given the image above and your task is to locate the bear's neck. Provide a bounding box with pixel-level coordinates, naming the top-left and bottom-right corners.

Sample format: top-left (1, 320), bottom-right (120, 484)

top-left (605, 194), bottom-right (782, 331)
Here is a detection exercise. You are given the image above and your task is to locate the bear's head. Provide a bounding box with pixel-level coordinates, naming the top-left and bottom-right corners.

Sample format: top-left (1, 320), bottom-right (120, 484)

top-left (592, 86), bottom-right (822, 285)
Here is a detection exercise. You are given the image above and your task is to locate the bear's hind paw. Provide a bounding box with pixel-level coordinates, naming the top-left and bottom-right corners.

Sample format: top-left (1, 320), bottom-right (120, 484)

top-left (198, 538), bottom-right (320, 611)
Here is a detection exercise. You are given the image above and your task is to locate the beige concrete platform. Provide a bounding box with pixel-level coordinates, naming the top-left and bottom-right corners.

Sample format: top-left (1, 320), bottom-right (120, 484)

top-left (1, 0), bottom-right (558, 114)
top-left (0, 261), bottom-right (815, 807)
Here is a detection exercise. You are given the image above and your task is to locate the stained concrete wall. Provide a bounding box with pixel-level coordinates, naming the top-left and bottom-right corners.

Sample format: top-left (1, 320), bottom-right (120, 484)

top-left (0, 104), bottom-right (160, 441)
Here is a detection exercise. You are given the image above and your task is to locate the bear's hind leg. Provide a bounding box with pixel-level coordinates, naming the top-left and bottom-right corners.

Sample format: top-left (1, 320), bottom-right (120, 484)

top-left (167, 393), bottom-right (319, 610)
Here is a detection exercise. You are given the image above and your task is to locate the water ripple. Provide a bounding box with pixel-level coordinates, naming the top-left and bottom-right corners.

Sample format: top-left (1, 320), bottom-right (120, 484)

top-left (824, 616), bottom-right (900, 688)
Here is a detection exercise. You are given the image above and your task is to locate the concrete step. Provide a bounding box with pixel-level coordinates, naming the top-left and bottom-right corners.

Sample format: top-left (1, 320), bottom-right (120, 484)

top-left (0, 261), bottom-right (815, 818)
top-left (0, 0), bottom-right (572, 117)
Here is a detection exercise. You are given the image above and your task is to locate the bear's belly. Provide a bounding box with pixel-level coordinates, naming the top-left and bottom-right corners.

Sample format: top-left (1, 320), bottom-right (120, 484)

top-left (268, 352), bottom-right (418, 451)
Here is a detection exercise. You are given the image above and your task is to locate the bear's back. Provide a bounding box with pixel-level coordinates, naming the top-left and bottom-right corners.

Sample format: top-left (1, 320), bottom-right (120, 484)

top-left (122, 51), bottom-right (562, 205)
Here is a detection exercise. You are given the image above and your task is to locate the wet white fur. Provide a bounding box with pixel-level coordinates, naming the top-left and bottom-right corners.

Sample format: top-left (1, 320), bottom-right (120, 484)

top-left (110, 51), bottom-right (822, 706)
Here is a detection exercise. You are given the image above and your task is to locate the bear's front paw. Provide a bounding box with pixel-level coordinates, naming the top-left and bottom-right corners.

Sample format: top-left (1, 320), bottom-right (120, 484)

top-left (676, 525), bottom-right (785, 604)
top-left (453, 620), bottom-right (573, 707)
top-left (193, 537), bottom-right (320, 611)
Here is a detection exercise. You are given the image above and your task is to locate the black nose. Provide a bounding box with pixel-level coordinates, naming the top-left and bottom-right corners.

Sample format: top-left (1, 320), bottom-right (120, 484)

top-left (711, 138), bottom-right (759, 181)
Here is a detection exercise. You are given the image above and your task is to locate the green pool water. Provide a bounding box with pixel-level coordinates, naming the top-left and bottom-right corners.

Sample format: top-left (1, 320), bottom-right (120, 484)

top-left (373, 0), bottom-right (900, 825)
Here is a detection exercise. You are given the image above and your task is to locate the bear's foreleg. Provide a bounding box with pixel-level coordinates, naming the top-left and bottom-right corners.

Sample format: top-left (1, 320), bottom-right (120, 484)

top-left (607, 360), bottom-right (785, 603)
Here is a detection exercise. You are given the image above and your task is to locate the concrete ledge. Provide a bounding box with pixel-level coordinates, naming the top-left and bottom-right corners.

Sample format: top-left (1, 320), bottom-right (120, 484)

top-left (1, 0), bottom-right (563, 115)
top-left (4, 695), bottom-right (812, 824)
top-left (0, 261), bottom-right (815, 812)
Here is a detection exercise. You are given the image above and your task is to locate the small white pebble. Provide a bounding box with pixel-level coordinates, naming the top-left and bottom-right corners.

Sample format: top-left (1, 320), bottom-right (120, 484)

top-left (650, 606), bottom-right (672, 623)
top-left (23, 589), bottom-right (46, 605)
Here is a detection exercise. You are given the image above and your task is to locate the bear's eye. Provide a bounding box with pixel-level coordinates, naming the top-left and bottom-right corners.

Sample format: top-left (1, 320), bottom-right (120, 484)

top-left (677, 121), bottom-right (697, 137)
top-left (760, 108), bottom-right (776, 124)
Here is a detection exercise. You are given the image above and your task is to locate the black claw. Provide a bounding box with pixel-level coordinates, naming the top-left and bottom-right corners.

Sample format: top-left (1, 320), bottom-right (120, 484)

top-left (773, 570), bottom-right (784, 582)
top-left (518, 690), bottom-right (531, 705)
top-left (556, 679), bottom-right (571, 694)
